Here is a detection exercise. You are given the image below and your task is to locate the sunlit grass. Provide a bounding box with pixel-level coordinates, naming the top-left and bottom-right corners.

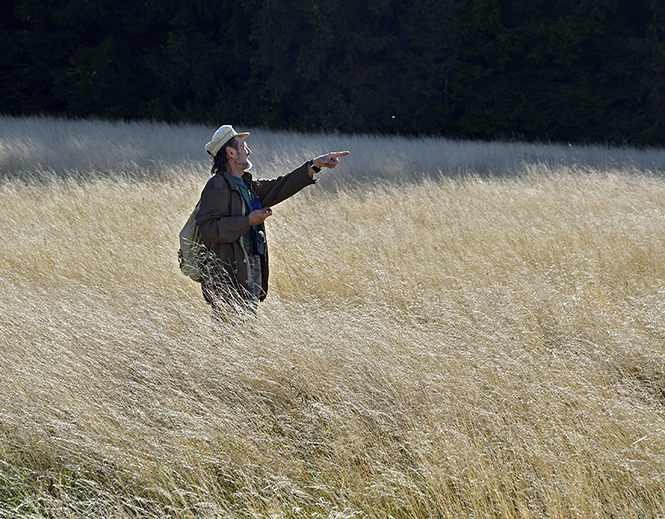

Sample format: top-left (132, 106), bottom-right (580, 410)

top-left (1, 116), bottom-right (665, 518)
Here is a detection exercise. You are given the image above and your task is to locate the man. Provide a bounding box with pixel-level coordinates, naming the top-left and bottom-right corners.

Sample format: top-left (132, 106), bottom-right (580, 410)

top-left (196, 124), bottom-right (348, 320)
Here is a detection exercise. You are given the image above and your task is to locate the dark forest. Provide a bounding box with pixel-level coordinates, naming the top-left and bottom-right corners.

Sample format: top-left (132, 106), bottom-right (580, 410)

top-left (2, 0), bottom-right (664, 146)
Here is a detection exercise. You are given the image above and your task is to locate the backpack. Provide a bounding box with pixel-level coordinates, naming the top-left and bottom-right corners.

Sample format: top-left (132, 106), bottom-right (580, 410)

top-left (177, 200), bottom-right (204, 282)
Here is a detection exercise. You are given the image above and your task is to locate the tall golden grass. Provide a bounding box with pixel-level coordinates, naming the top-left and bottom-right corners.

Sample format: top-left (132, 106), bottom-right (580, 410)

top-left (1, 116), bottom-right (665, 518)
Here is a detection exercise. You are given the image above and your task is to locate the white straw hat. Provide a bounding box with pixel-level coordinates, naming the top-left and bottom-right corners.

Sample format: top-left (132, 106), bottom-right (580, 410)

top-left (204, 125), bottom-right (250, 158)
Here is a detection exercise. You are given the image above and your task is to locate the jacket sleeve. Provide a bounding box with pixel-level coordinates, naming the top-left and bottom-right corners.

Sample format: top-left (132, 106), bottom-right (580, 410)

top-left (196, 177), bottom-right (249, 244)
top-left (253, 163), bottom-right (316, 207)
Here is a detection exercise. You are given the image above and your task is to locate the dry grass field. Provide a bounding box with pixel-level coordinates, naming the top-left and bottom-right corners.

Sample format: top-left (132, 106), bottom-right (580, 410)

top-left (1, 116), bottom-right (665, 518)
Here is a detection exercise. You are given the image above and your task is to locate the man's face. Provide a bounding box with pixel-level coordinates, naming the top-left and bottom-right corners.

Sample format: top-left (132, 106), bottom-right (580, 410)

top-left (230, 137), bottom-right (252, 171)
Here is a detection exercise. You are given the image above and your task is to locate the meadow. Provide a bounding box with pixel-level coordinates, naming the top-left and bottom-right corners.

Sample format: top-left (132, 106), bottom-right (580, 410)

top-left (1, 115), bottom-right (665, 518)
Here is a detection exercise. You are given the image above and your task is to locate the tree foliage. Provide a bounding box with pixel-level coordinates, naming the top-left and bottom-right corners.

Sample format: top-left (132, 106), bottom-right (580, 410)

top-left (1, 0), bottom-right (662, 146)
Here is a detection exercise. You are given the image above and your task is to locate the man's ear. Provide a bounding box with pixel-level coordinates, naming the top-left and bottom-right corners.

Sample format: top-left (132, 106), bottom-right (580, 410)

top-left (225, 139), bottom-right (239, 160)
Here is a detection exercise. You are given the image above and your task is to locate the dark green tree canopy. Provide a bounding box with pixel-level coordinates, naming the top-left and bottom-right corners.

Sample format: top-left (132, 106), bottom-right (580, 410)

top-left (1, 0), bottom-right (662, 146)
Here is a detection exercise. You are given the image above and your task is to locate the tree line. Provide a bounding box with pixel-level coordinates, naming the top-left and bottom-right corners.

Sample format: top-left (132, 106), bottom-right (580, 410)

top-left (2, 0), bottom-right (664, 146)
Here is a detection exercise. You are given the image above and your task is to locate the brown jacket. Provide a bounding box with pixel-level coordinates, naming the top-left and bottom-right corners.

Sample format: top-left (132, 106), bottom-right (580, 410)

top-left (195, 163), bottom-right (315, 301)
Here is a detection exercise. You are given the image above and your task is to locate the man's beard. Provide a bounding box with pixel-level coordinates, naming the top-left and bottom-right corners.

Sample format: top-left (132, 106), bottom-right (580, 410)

top-left (240, 158), bottom-right (253, 171)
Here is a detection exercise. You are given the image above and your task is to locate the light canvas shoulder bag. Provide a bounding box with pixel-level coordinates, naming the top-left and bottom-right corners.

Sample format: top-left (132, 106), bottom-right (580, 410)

top-left (177, 200), bottom-right (204, 282)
